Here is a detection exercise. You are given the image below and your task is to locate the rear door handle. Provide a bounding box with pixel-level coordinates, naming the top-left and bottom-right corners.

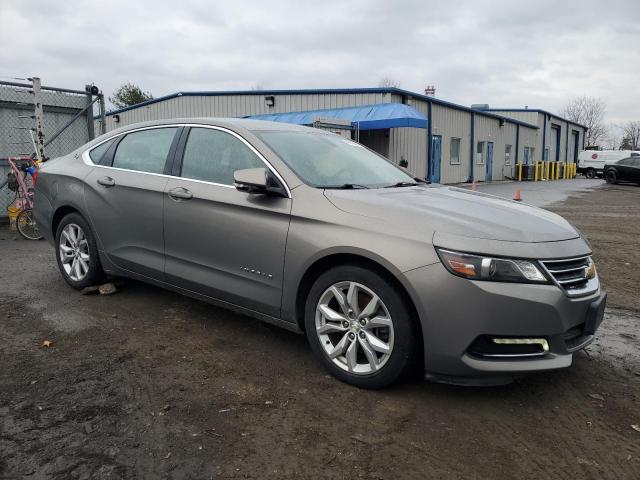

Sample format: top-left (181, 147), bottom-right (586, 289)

top-left (97, 176), bottom-right (115, 187)
top-left (168, 187), bottom-right (193, 201)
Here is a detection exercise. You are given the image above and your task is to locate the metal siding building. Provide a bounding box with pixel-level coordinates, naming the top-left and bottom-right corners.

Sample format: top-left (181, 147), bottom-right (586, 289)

top-left (486, 109), bottom-right (586, 165)
top-left (103, 88), bottom-right (584, 184)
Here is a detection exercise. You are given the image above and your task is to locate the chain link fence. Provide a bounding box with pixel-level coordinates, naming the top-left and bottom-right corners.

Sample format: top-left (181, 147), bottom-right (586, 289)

top-left (0, 78), bottom-right (106, 220)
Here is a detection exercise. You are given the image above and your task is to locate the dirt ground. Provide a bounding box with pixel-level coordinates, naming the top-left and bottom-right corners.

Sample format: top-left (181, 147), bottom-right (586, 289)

top-left (1, 183), bottom-right (639, 480)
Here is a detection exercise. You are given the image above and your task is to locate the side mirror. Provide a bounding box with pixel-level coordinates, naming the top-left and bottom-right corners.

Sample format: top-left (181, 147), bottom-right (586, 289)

top-left (234, 168), bottom-right (287, 197)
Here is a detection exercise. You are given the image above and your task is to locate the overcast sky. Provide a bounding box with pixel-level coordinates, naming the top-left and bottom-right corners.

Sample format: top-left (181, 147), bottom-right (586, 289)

top-left (1, 0), bottom-right (639, 124)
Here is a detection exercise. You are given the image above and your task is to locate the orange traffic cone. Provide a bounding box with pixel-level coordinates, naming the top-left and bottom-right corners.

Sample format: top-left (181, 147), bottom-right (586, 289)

top-left (471, 181), bottom-right (477, 191)
top-left (513, 189), bottom-right (522, 201)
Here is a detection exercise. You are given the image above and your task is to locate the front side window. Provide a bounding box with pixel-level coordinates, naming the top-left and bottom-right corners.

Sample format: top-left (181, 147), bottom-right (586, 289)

top-left (256, 131), bottom-right (414, 188)
top-left (180, 128), bottom-right (264, 185)
top-left (112, 128), bottom-right (177, 174)
top-left (89, 138), bottom-right (115, 164)
top-left (450, 138), bottom-right (461, 165)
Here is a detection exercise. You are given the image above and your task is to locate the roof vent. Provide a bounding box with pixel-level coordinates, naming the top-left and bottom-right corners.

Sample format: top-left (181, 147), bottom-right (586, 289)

top-left (471, 104), bottom-right (490, 110)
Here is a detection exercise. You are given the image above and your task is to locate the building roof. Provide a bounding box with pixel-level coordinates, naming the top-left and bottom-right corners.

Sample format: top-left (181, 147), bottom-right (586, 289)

top-left (480, 108), bottom-right (588, 129)
top-left (103, 87), bottom-right (539, 129)
top-left (247, 103), bottom-right (428, 130)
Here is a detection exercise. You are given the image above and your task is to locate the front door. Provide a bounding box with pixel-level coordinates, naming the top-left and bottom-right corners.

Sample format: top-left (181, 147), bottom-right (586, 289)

top-left (430, 135), bottom-right (442, 183)
top-left (163, 126), bottom-right (291, 317)
top-left (572, 131), bottom-right (580, 163)
top-left (84, 126), bottom-right (180, 279)
top-left (486, 142), bottom-right (494, 181)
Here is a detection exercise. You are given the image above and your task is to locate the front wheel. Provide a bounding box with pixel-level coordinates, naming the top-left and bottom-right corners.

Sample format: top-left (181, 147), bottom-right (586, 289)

top-left (16, 209), bottom-right (43, 240)
top-left (605, 169), bottom-right (617, 184)
top-left (305, 265), bottom-right (416, 389)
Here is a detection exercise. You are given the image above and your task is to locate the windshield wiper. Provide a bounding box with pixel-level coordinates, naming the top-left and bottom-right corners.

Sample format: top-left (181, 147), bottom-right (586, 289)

top-left (384, 181), bottom-right (420, 188)
top-left (322, 183), bottom-right (370, 189)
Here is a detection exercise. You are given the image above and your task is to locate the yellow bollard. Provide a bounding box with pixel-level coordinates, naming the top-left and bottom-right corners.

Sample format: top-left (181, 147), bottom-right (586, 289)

top-left (534, 161), bottom-right (539, 181)
top-left (518, 162), bottom-right (523, 181)
top-left (550, 162), bottom-right (554, 180)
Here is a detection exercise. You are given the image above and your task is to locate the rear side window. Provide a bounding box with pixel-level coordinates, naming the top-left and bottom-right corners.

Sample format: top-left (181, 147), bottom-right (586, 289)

top-left (112, 128), bottom-right (177, 174)
top-left (180, 128), bottom-right (263, 185)
top-left (88, 138), bottom-right (115, 164)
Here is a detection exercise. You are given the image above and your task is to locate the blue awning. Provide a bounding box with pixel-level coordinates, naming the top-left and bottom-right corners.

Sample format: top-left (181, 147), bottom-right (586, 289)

top-left (246, 103), bottom-right (428, 130)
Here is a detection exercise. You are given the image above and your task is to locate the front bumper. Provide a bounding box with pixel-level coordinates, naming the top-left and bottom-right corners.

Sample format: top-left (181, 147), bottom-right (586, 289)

top-left (404, 262), bottom-right (606, 385)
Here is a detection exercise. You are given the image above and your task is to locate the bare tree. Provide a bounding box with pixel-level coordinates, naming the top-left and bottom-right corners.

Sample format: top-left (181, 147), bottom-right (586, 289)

top-left (618, 120), bottom-right (640, 150)
top-left (561, 96), bottom-right (607, 147)
top-left (602, 124), bottom-right (621, 150)
top-left (378, 77), bottom-right (401, 88)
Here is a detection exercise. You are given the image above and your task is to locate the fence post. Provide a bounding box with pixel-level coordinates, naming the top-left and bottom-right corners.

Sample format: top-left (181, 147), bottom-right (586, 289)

top-left (99, 93), bottom-right (107, 135)
top-left (31, 77), bottom-right (45, 161)
top-left (85, 85), bottom-right (96, 141)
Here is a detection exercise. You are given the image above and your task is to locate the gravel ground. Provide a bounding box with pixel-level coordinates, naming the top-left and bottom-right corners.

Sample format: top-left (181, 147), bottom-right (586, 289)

top-left (1, 183), bottom-right (639, 479)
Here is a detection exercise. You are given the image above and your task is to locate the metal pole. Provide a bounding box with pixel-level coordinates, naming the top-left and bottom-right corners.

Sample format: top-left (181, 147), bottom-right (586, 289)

top-left (85, 85), bottom-right (96, 141)
top-left (99, 93), bottom-right (107, 135)
top-left (31, 77), bottom-right (46, 161)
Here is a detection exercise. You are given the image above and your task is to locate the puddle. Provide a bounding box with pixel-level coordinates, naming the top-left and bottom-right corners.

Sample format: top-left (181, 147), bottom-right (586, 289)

top-left (587, 308), bottom-right (640, 370)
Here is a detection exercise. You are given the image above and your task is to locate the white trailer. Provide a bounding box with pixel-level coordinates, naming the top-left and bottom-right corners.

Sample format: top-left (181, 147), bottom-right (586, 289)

top-left (577, 150), bottom-right (640, 178)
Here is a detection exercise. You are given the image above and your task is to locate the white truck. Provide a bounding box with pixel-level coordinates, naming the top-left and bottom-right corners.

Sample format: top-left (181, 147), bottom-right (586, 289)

top-left (578, 150), bottom-right (640, 178)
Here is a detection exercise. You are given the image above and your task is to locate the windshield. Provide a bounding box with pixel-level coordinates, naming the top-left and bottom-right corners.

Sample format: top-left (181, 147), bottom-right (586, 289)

top-left (256, 131), bottom-right (415, 188)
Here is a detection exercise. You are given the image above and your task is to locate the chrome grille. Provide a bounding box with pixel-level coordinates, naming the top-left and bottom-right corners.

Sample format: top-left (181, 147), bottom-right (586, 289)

top-left (540, 256), bottom-right (599, 297)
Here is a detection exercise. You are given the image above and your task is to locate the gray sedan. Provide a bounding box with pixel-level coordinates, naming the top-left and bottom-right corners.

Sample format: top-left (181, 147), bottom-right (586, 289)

top-left (34, 118), bottom-right (606, 388)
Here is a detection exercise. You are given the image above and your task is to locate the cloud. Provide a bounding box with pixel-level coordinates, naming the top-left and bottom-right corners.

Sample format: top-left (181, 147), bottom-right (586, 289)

top-left (1, 0), bottom-right (639, 122)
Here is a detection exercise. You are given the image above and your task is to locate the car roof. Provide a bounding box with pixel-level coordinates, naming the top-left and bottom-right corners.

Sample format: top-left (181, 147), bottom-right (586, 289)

top-left (109, 117), bottom-right (316, 135)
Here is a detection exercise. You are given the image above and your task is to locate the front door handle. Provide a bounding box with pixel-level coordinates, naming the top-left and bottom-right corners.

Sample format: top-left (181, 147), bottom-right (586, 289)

top-left (97, 176), bottom-right (115, 187)
top-left (168, 187), bottom-right (193, 201)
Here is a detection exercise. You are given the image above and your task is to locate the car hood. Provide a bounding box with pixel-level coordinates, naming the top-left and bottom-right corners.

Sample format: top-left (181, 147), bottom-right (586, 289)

top-left (324, 185), bottom-right (580, 243)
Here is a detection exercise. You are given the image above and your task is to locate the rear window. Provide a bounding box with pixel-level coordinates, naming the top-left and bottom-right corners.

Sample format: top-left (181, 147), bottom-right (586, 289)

top-left (88, 138), bottom-right (115, 164)
top-left (112, 128), bottom-right (177, 174)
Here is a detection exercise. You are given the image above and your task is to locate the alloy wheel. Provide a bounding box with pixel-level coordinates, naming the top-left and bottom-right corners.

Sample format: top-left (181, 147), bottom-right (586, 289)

top-left (315, 281), bottom-right (394, 375)
top-left (59, 223), bottom-right (90, 281)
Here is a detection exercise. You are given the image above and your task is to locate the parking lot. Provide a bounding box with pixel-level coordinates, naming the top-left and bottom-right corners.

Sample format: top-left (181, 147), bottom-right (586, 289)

top-left (1, 181), bottom-right (639, 479)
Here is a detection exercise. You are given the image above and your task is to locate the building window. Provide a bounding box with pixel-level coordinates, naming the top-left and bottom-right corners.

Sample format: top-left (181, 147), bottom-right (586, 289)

top-left (530, 147), bottom-right (536, 164)
top-left (476, 141), bottom-right (485, 165)
top-left (450, 138), bottom-right (461, 165)
top-left (505, 144), bottom-right (512, 165)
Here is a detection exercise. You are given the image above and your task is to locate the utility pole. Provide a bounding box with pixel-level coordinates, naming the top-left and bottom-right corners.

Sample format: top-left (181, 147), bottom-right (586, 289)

top-left (31, 77), bottom-right (45, 161)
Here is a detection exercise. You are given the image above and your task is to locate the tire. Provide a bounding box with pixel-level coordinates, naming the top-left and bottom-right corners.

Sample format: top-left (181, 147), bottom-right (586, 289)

top-left (16, 209), bottom-right (43, 240)
top-left (605, 169), bottom-right (617, 184)
top-left (304, 265), bottom-right (416, 389)
top-left (585, 169), bottom-right (596, 179)
top-left (55, 213), bottom-right (104, 289)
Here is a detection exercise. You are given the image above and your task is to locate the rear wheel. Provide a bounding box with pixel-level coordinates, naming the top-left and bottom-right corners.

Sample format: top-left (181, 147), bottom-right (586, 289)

top-left (605, 169), bottom-right (617, 184)
top-left (55, 213), bottom-right (104, 289)
top-left (16, 209), bottom-right (43, 240)
top-left (585, 169), bottom-right (596, 179)
top-left (305, 265), bottom-right (416, 389)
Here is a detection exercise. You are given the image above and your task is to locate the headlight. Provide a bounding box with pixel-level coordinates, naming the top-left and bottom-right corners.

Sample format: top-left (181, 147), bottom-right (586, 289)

top-left (436, 248), bottom-right (549, 283)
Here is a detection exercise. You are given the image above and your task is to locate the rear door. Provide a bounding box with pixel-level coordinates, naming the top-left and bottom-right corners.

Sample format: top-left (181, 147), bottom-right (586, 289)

top-left (163, 126), bottom-right (292, 317)
top-left (630, 157), bottom-right (640, 181)
top-left (84, 126), bottom-right (180, 279)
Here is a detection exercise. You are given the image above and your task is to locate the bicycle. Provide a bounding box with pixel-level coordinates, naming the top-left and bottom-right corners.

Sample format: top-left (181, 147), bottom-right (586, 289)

top-left (4, 157), bottom-right (43, 240)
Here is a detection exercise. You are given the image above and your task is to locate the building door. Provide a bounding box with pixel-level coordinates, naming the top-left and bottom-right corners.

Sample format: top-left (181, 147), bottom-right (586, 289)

top-left (552, 125), bottom-right (561, 161)
top-left (572, 131), bottom-right (580, 162)
top-left (486, 142), bottom-right (494, 181)
top-left (430, 135), bottom-right (442, 183)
